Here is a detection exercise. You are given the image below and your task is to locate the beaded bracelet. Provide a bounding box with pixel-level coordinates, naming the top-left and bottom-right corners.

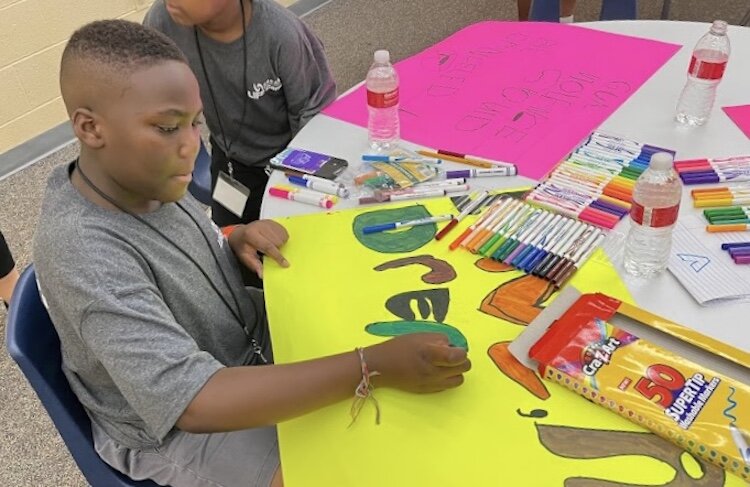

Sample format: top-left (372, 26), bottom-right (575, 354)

top-left (349, 347), bottom-right (381, 426)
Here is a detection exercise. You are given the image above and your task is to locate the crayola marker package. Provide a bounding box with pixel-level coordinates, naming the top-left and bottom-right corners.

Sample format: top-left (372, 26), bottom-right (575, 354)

top-left (509, 287), bottom-right (750, 481)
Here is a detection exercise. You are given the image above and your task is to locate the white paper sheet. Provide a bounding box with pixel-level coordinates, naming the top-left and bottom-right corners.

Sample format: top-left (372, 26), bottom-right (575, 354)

top-left (668, 221), bottom-right (750, 305)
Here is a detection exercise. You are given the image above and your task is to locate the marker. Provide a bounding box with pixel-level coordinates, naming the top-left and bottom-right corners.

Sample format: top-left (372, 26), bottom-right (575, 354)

top-left (553, 231), bottom-right (606, 288)
top-left (449, 199), bottom-right (511, 250)
top-left (358, 189), bottom-right (450, 204)
top-left (532, 222), bottom-right (586, 276)
top-left (287, 175), bottom-right (350, 198)
top-left (721, 241), bottom-right (750, 250)
top-left (445, 167), bottom-right (517, 179)
top-left (434, 149), bottom-right (517, 169)
top-left (730, 425), bottom-right (750, 463)
top-left (362, 154), bottom-right (442, 164)
top-left (547, 227), bottom-right (601, 282)
top-left (435, 190), bottom-right (490, 240)
top-left (381, 184), bottom-right (469, 198)
top-left (706, 223), bottom-right (750, 233)
top-left (362, 214), bottom-right (453, 234)
top-left (416, 178), bottom-right (467, 187)
top-left (523, 219), bottom-right (576, 272)
top-left (269, 186), bottom-right (333, 209)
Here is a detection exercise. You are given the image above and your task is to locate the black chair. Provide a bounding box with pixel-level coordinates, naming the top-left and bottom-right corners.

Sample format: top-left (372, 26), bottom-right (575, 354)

top-left (5, 266), bottom-right (160, 487)
top-left (188, 139), bottom-right (212, 205)
top-left (529, 0), bottom-right (637, 21)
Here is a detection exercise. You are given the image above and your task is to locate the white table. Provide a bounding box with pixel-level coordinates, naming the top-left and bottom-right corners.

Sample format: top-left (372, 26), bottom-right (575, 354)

top-left (261, 20), bottom-right (750, 351)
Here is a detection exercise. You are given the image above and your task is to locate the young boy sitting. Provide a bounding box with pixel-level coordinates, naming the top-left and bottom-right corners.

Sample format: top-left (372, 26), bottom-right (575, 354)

top-left (34, 20), bottom-right (470, 487)
top-left (144, 0), bottom-right (337, 226)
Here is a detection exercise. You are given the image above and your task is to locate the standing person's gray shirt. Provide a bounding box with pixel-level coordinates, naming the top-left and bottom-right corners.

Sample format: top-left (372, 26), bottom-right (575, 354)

top-left (33, 163), bottom-right (271, 450)
top-left (144, 0), bottom-right (337, 168)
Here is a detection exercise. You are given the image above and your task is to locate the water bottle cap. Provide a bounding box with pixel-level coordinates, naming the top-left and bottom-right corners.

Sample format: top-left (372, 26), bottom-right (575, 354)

top-left (649, 152), bottom-right (674, 170)
top-left (374, 49), bottom-right (390, 63)
top-left (710, 20), bottom-right (728, 35)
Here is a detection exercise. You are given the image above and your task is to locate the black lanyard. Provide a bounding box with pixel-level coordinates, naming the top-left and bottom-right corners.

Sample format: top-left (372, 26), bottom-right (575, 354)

top-left (73, 160), bottom-right (267, 362)
top-left (194, 0), bottom-right (251, 164)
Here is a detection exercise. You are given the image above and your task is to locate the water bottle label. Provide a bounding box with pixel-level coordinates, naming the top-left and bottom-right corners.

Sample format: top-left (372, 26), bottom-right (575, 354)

top-left (367, 88), bottom-right (399, 108)
top-left (687, 56), bottom-right (727, 80)
top-left (630, 202), bottom-right (680, 228)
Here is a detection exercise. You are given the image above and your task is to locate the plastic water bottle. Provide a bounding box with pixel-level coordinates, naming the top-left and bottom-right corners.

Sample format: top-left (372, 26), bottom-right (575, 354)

top-left (623, 152), bottom-right (682, 277)
top-left (366, 49), bottom-right (400, 151)
top-left (674, 20), bottom-right (730, 126)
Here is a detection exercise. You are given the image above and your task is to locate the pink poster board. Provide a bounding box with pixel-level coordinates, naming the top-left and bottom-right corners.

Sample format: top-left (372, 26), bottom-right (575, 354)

top-left (324, 22), bottom-right (680, 179)
top-left (722, 105), bottom-right (750, 139)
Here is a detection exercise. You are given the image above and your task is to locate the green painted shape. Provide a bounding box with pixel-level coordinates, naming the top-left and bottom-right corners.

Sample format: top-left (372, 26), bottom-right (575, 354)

top-left (365, 320), bottom-right (468, 350)
top-left (353, 205), bottom-right (435, 253)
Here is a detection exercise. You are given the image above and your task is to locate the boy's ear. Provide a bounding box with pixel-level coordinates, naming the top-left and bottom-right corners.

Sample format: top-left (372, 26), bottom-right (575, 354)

top-left (71, 108), bottom-right (105, 149)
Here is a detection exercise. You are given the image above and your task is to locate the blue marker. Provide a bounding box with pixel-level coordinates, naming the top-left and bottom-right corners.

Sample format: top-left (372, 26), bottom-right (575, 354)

top-left (362, 154), bottom-right (442, 164)
top-left (287, 175), bottom-right (349, 198)
top-left (362, 214), bottom-right (453, 234)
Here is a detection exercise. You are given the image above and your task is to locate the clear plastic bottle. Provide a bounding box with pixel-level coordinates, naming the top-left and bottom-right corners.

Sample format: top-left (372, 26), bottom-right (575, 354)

top-left (623, 152), bottom-right (682, 277)
top-left (366, 49), bottom-right (400, 151)
top-left (674, 20), bottom-right (730, 126)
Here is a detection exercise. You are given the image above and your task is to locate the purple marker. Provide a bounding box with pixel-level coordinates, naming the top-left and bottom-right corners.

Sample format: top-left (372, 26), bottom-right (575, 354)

top-left (446, 167), bottom-right (517, 179)
top-left (733, 254), bottom-right (750, 264)
top-left (721, 241), bottom-right (750, 250)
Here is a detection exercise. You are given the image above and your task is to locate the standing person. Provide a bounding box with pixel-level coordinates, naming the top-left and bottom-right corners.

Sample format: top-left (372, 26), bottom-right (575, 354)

top-left (0, 229), bottom-right (19, 308)
top-left (517, 0), bottom-right (577, 22)
top-left (144, 0), bottom-right (337, 227)
top-left (35, 20), bottom-right (470, 487)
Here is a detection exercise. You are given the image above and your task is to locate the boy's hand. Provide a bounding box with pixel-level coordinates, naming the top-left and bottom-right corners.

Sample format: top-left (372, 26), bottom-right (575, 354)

top-left (228, 220), bottom-right (289, 278)
top-left (365, 333), bottom-right (471, 393)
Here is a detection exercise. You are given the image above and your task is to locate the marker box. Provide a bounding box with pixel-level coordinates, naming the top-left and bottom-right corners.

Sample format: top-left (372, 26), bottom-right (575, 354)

top-left (510, 287), bottom-right (750, 481)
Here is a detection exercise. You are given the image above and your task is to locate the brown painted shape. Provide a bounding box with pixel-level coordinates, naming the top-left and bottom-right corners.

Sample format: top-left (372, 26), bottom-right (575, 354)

top-left (374, 255), bottom-right (457, 284)
top-left (479, 274), bottom-right (555, 326)
top-left (536, 424), bottom-right (726, 487)
top-left (488, 341), bottom-right (550, 400)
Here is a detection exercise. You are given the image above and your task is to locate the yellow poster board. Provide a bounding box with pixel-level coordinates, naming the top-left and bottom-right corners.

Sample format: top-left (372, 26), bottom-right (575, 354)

top-left (264, 197), bottom-right (740, 487)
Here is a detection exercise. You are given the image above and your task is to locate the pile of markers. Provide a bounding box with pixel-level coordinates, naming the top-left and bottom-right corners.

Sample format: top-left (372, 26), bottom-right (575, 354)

top-left (268, 173), bottom-right (349, 209)
top-left (675, 155), bottom-right (750, 185)
top-left (446, 197), bottom-right (606, 287)
top-left (691, 184), bottom-right (750, 208)
top-left (525, 131), bottom-right (675, 229)
top-left (721, 242), bottom-right (750, 265)
top-left (702, 206), bottom-right (750, 233)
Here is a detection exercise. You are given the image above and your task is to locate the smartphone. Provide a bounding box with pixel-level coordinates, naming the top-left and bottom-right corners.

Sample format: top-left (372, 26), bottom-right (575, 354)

top-left (269, 148), bottom-right (348, 180)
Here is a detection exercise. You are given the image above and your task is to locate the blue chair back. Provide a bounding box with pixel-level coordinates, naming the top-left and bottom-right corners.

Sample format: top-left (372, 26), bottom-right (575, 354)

top-left (5, 266), bottom-right (160, 487)
top-left (188, 139), bottom-right (213, 206)
top-left (529, 0), bottom-right (637, 21)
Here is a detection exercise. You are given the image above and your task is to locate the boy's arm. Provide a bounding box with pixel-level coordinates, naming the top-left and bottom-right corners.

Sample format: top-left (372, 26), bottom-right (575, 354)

top-left (177, 332), bottom-right (470, 432)
top-left (276, 24), bottom-right (337, 135)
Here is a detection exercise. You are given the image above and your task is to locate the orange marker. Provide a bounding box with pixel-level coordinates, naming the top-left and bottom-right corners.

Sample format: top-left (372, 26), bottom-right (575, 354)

top-left (706, 223), bottom-right (750, 232)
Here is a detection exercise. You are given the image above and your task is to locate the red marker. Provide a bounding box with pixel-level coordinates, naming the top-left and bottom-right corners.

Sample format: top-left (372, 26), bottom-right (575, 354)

top-left (435, 190), bottom-right (489, 241)
top-left (268, 186), bottom-right (333, 209)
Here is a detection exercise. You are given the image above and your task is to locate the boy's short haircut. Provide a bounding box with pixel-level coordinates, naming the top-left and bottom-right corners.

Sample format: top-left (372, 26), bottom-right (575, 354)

top-left (61, 19), bottom-right (187, 81)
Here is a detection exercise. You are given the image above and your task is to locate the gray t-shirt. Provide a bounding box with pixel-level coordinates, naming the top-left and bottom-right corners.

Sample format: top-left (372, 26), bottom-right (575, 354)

top-left (144, 0), bottom-right (337, 167)
top-left (33, 163), bottom-right (269, 449)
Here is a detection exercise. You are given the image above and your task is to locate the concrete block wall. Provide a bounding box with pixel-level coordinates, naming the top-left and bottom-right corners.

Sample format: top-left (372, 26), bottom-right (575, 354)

top-left (0, 0), bottom-right (157, 154)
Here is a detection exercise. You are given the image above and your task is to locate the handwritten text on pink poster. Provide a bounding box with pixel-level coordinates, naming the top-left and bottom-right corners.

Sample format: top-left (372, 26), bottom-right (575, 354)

top-left (324, 22), bottom-right (680, 179)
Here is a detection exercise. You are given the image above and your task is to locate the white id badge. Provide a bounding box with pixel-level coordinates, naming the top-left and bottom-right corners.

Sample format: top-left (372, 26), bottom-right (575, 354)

top-left (213, 171), bottom-right (250, 217)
